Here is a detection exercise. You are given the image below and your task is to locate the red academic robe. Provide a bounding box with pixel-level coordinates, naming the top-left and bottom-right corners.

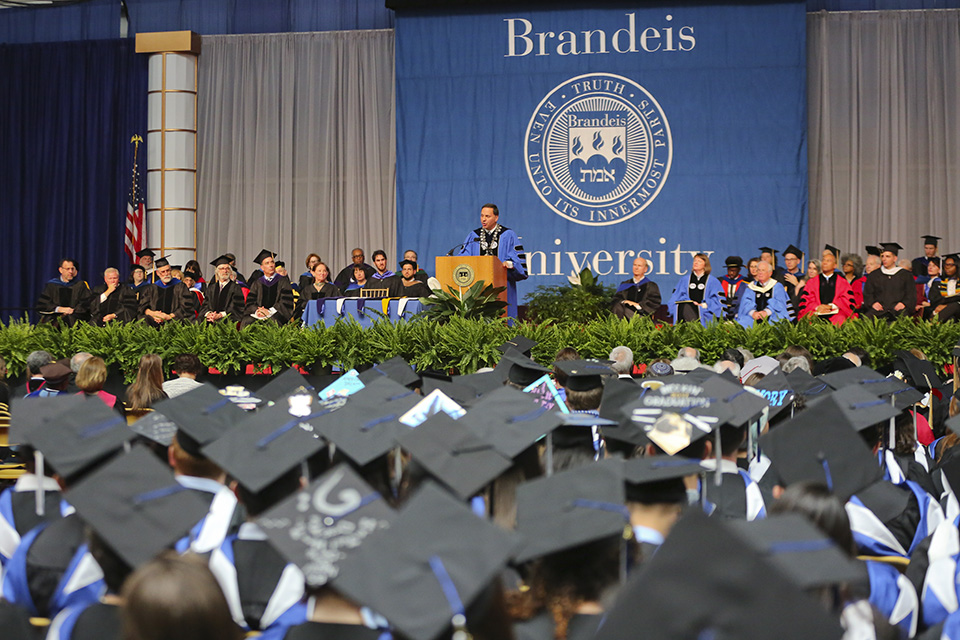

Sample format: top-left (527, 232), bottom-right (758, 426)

top-left (799, 273), bottom-right (855, 326)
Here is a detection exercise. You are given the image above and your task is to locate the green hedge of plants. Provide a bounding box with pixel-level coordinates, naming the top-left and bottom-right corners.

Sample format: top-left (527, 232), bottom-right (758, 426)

top-left (1, 316), bottom-right (958, 382)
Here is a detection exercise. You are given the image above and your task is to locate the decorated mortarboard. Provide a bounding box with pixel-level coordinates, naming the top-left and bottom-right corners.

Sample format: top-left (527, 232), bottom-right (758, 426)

top-left (153, 255), bottom-right (171, 269)
top-left (513, 462), bottom-right (629, 563)
top-left (823, 244), bottom-right (840, 259)
top-left (724, 256), bottom-right (744, 268)
top-left (819, 366), bottom-right (923, 410)
top-left (594, 510), bottom-right (844, 640)
top-left (210, 255), bottom-right (232, 267)
top-left (255, 367), bottom-right (315, 405)
top-left (66, 446), bottom-right (211, 568)
top-left (257, 463), bottom-right (396, 588)
top-left (358, 356), bottom-right (421, 389)
top-left (201, 402), bottom-right (326, 495)
top-left (310, 377), bottom-right (421, 466)
top-left (501, 349), bottom-right (552, 387)
top-left (784, 367), bottom-right (833, 399)
top-left (128, 411), bottom-right (179, 447)
top-left (135, 249), bottom-right (156, 258)
top-left (458, 387), bottom-right (565, 459)
top-left (28, 400), bottom-right (134, 482)
top-left (419, 371), bottom-right (478, 406)
top-left (783, 245), bottom-right (804, 258)
top-left (865, 245), bottom-right (882, 257)
top-left (732, 515), bottom-right (869, 591)
top-left (622, 457), bottom-right (703, 504)
top-left (891, 351), bottom-right (942, 392)
top-left (496, 336), bottom-right (537, 358)
top-left (553, 359), bottom-right (615, 392)
top-left (923, 235), bottom-right (941, 246)
top-left (879, 242), bottom-right (903, 255)
top-left (759, 396), bottom-right (883, 501)
top-left (751, 368), bottom-right (796, 419)
top-left (253, 249), bottom-right (277, 264)
top-left (624, 381), bottom-right (733, 455)
top-left (9, 394), bottom-right (87, 446)
top-left (152, 384), bottom-right (245, 457)
top-left (398, 389), bottom-right (465, 427)
top-left (397, 412), bottom-right (511, 501)
top-left (332, 482), bottom-right (516, 640)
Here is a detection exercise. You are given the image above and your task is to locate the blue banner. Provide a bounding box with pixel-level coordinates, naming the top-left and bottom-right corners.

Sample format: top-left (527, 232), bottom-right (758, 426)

top-left (395, 3), bottom-right (807, 300)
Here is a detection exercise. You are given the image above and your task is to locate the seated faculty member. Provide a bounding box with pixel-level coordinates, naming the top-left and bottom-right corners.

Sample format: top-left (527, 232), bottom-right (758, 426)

top-left (737, 260), bottom-right (791, 327)
top-left (89, 267), bottom-right (128, 325)
top-left (240, 250), bottom-right (294, 327)
top-left (199, 256), bottom-right (246, 323)
top-left (334, 248), bottom-right (375, 291)
top-left (667, 253), bottom-right (723, 326)
top-left (36, 258), bottom-right (91, 326)
top-left (798, 245), bottom-right (855, 326)
top-left (138, 257), bottom-right (197, 326)
top-left (611, 257), bottom-right (661, 319)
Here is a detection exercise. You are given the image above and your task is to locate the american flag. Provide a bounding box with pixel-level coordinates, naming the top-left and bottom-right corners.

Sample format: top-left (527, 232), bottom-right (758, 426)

top-left (124, 134), bottom-right (145, 261)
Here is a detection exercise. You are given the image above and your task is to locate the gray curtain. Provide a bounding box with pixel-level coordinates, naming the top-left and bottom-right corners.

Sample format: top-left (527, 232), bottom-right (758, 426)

top-left (197, 30), bottom-right (396, 277)
top-left (808, 10), bottom-right (960, 259)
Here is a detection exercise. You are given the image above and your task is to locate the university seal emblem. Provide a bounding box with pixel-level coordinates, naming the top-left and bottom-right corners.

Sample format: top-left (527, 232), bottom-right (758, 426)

top-left (525, 73), bottom-right (672, 226)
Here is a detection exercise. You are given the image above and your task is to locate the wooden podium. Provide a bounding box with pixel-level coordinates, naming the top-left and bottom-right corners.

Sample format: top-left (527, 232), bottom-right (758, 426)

top-left (435, 255), bottom-right (508, 306)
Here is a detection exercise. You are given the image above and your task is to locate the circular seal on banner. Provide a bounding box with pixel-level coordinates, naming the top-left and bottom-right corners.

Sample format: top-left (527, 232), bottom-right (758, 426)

top-left (525, 73), bottom-right (672, 226)
top-left (452, 264), bottom-right (476, 287)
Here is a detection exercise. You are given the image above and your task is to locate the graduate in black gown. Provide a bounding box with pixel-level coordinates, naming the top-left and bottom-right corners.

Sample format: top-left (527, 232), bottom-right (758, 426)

top-left (389, 259), bottom-right (432, 298)
top-left (121, 264), bottom-right (150, 319)
top-left (137, 258), bottom-right (198, 326)
top-left (36, 258), bottom-right (91, 326)
top-left (199, 256), bottom-right (247, 324)
top-left (293, 261), bottom-right (341, 320)
top-left (89, 268), bottom-right (129, 326)
top-left (611, 257), bottom-right (661, 319)
top-left (862, 242), bottom-right (917, 320)
top-left (241, 250), bottom-right (295, 327)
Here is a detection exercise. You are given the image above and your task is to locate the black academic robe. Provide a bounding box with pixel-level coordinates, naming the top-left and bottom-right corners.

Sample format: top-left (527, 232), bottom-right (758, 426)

top-left (293, 282), bottom-right (342, 319)
top-left (88, 285), bottom-right (129, 326)
top-left (334, 263), bottom-right (375, 290)
top-left (241, 275), bottom-right (295, 327)
top-left (514, 612), bottom-right (601, 640)
top-left (120, 281), bottom-right (150, 318)
top-left (863, 268), bottom-right (917, 320)
top-left (928, 277), bottom-right (960, 321)
top-left (36, 279), bottom-right (91, 326)
top-left (611, 278), bottom-right (661, 319)
top-left (67, 602), bottom-right (122, 640)
top-left (138, 279), bottom-right (197, 326)
top-left (391, 279), bottom-right (432, 298)
top-left (198, 280), bottom-right (247, 323)
top-left (284, 622), bottom-right (382, 640)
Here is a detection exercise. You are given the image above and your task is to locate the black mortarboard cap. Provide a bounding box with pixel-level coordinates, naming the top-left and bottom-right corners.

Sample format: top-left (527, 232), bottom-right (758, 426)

top-left (622, 457), bottom-right (702, 504)
top-left (210, 255), bottom-right (232, 267)
top-left (358, 356), bottom-right (421, 389)
top-left (66, 446), bottom-right (211, 568)
top-left (806, 384), bottom-right (898, 433)
top-left (153, 384), bottom-right (245, 458)
top-left (553, 360), bottom-right (614, 392)
top-left (183, 269), bottom-right (201, 281)
top-left (153, 256), bottom-right (171, 269)
top-left (457, 387), bottom-right (564, 459)
top-left (253, 249), bottom-right (277, 264)
top-left (819, 366), bottom-right (923, 411)
top-left (397, 412), bottom-right (511, 501)
top-left (135, 249), bottom-right (155, 258)
top-left (170, 265), bottom-right (183, 272)
top-left (257, 463), bottom-right (396, 588)
top-left (824, 244), bottom-right (840, 259)
top-left (497, 336), bottom-right (536, 358)
top-left (698, 374), bottom-right (770, 427)
top-left (255, 367), bottom-right (315, 405)
top-left (419, 372), bottom-right (478, 406)
top-left (759, 246), bottom-right (777, 255)
top-left (759, 396), bottom-right (883, 501)
top-left (724, 256), bottom-right (743, 269)
top-left (310, 377), bottom-right (421, 466)
top-left (923, 235), bottom-right (941, 246)
top-left (451, 371), bottom-right (503, 398)
top-left (596, 378), bottom-right (646, 446)
top-left (501, 349), bottom-right (551, 387)
top-left (783, 245), bottom-right (803, 259)
top-left (751, 368), bottom-right (796, 420)
top-left (9, 394), bottom-right (87, 446)
top-left (128, 411), bottom-right (179, 447)
top-left (332, 482), bottom-right (515, 640)
top-left (880, 242), bottom-right (903, 255)
top-left (130, 263), bottom-right (146, 273)
top-left (785, 368), bottom-right (834, 399)
top-left (866, 245), bottom-right (882, 257)
top-left (729, 514), bottom-right (869, 590)
top-left (28, 400), bottom-right (134, 482)
top-left (201, 402), bottom-right (326, 495)
top-left (275, 261), bottom-right (285, 269)
top-left (514, 462), bottom-right (628, 563)
top-left (892, 351), bottom-right (941, 392)
top-left (594, 510), bottom-right (844, 640)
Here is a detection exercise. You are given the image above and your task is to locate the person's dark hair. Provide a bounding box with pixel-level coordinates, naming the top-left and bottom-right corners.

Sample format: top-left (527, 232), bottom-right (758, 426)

top-left (721, 348), bottom-right (744, 368)
top-left (372, 250), bottom-right (387, 261)
top-left (304, 253), bottom-right (321, 269)
top-left (507, 535), bottom-right (628, 640)
top-left (840, 253), bottom-right (864, 279)
top-left (235, 467), bottom-right (302, 517)
top-left (553, 347), bottom-right (580, 387)
top-left (481, 203), bottom-right (499, 217)
top-left (184, 260), bottom-right (203, 281)
top-left (399, 259), bottom-right (417, 271)
top-left (170, 435), bottom-right (223, 480)
top-left (893, 411), bottom-right (917, 456)
top-left (172, 354), bottom-right (204, 377)
top-left (719, 423), bottom-right (747, 457)
top-left (87, 529), bottom-right (132, 595)
top-left (770, 482), bottom-right (856, 556)
top-left (121, 552), bottom-right (243, 640)
top-left (125, 354), bottom-right (167, 410)
top-left (60, 257), bottom-right (77, 269)
top-left (565, 387), bottom-right (603, 412)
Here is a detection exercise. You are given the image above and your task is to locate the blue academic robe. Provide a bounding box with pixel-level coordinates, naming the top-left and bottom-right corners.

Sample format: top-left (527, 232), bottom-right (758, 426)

top-left (736, 281), bottom-right (791, 328)
top-left (667, 273), bottom-right (724, 326)
top-left (457, 226), bottom-right (528, 318)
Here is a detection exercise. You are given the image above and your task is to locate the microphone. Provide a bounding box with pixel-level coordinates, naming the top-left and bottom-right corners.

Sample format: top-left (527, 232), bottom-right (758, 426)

top-left (446, 243), bottom-right (465, 256)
